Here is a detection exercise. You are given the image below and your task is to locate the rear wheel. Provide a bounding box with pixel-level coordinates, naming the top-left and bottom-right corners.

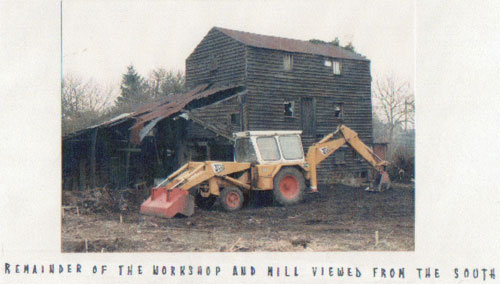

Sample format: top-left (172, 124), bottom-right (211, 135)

top-left (273, 167), bottom-right (305, 206)
top-left (220, 187), bottom-right (244, 212)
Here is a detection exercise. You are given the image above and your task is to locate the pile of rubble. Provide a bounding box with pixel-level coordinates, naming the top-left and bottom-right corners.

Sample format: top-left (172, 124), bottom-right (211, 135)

top-left (62, 185), bottom-right (149, 214)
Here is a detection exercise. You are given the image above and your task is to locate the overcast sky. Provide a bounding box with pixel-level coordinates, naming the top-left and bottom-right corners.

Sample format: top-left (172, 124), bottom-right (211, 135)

top-left (63, 0), bottom-right (414, 91)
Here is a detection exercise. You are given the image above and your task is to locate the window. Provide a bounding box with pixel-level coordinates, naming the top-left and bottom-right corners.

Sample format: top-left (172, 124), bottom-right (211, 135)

top-left (279, 135), bottom-right (304, 160)
top-left (333, 103), bottom-right (343, 119)
top-left (283, 101), bottom-right (295, 117)
top-left (353, 150), bottom-right (364, 161)
top-left (333, 61), bottom-right (341, 75)
top-left (230, 113), bottom-right (240, 127)
top-left (256, 137), bottom-right (281, 161)
top-left (234, 138), bottom-right (258, 163)
top-left (209, 55), bottom-right (218, 71)
top-left (334, 150), bottom-right (346, 164)
top-left (325, 59), bottom-right (341, 75)
top-left (283, 54), bottom-right (293, 71)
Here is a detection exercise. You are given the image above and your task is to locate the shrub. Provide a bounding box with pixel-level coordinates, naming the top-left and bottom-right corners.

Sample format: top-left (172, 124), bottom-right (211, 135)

top-left (388, 148), bottom-right (414, 183)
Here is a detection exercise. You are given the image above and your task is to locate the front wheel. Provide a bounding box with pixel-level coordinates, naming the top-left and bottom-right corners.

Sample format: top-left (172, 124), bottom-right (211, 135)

top-left (220, 187), bottom-right (244, 212)
top-left (273, 167), bottom-right (305, 206)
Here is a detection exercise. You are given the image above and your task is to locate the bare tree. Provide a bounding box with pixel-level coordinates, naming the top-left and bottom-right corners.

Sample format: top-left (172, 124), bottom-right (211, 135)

top-left (372, 76), bottom-right (414, 142)
top-left (62, 74), bottom-right (114, 135)
top-left (145, 68), bottom-right (185, 100)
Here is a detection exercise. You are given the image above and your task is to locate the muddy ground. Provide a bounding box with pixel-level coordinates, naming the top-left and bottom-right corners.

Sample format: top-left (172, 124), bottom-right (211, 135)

top-left (62, 184), bottom-right (414, 252)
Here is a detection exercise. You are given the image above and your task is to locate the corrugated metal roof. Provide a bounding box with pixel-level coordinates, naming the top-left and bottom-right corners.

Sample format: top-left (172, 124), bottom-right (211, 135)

top-left (85, 112), bottom-right (133, 130)
top-left (215, 27), bottom-right (368, 61)
top-left (64, 83), bottom-right (243, 144)
top-left (131, 83), bottom-right (209, 118)
top-left (129, 84), bottom-right (242, 144)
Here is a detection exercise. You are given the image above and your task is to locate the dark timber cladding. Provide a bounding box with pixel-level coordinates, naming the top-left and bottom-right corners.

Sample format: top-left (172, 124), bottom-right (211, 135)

top-left (185, 27), bottom-right (374, 183)
top-left (185, 28), bottom-right (246, 89)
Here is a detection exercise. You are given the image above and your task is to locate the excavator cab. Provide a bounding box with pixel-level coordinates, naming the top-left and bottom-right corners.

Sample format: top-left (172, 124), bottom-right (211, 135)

top-left (233, 131), bottom-right (305, 164)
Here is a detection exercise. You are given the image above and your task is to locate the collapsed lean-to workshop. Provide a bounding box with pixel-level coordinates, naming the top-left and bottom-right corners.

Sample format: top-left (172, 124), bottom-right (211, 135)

top-left (62, 27), bottom-right (381, 191)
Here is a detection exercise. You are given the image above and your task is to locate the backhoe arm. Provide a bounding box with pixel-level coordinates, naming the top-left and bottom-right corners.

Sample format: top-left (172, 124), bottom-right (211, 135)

top-left (306, 125), bottom-right (389, 191)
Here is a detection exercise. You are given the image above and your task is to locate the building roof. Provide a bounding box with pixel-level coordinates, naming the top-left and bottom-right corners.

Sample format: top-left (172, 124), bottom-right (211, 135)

top-left (215, 27), bottom-right (368, 61)
top-left (64, 84), bottom-right (244, 145)
top-left (129, 83), bottom-right (242, 144)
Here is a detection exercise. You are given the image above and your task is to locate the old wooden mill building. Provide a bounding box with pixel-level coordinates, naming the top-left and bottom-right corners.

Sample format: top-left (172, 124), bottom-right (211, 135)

top-left (62, 27), bottom-right (374, 191)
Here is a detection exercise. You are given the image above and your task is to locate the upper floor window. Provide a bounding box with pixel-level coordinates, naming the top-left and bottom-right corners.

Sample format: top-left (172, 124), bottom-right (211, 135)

top-left (333, 61), bottom-right (341, 75)
top-left (283, 54), bottom-right (293, 71)
top-left (324, 59), bottom-right (342, 75)
top-left (209, 55), bottom-right (218, 71)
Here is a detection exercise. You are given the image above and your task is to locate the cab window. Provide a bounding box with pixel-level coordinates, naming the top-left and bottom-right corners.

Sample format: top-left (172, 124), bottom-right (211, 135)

top-left (279, 135), bottom-right (303, 160)
top-left (234, 138), bottom-right (258, 163)
top-left (256, 137), bottom-right (281, 161)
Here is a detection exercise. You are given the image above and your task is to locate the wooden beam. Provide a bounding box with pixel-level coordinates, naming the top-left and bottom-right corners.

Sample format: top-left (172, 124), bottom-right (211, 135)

top-left (89, 128), bottom-right (98, 188)
top-left (117, 148), bottom-right (142, 152)
top-left (191, 90), bottom-right (247, 110)
top-left (124, 141), bottom-right (131, 187)
top-left (182, 110), bottom-right (234, 141)
top-left (79, 159), bottom-right (86, 191)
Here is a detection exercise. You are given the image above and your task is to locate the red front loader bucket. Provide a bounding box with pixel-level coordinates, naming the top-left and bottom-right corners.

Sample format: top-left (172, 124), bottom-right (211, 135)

top-left (140, 187), bottom-right (195, 218)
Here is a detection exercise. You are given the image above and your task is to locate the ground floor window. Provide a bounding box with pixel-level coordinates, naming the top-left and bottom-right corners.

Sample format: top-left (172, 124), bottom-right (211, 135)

top-left (333, 103), bottom-right (344, 118)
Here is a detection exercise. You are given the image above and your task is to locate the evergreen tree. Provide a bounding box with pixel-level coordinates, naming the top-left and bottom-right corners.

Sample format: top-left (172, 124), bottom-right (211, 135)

top-left (115, 65), bottom-right (148, 111)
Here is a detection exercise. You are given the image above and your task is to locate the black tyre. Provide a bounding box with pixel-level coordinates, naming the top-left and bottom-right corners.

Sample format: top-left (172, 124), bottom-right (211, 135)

top-left (273, 167), bottom-right (305, 206)
top-left (220, 187), bottom-right (244, 212)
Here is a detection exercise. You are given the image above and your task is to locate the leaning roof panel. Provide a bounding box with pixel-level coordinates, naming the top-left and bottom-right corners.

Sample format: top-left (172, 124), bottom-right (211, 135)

top-left (128, 83), bottom-right (242, 144)
top-left (64, 83), bottom-right (243, 145)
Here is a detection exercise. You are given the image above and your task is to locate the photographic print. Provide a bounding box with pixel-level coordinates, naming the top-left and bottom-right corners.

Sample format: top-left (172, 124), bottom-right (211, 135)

top-left (3, 0), bottom-right (500, 283)
top-left (60, 1), bottom-right (414, 253)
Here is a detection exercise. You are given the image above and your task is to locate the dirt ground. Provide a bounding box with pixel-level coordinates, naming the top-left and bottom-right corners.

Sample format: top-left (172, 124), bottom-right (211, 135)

top-left (61, 183), bottom-right (414, 252)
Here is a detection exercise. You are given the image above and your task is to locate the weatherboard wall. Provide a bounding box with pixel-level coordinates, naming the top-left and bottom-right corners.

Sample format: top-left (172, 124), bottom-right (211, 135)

top-left (244, 46), bottom-right (374, 183)
top-left (185, 28), bottom-right (246, 89)
top-left (184, 30), bottom-right (374, 183)
top-left (187, 94), bottom-right (242, 139)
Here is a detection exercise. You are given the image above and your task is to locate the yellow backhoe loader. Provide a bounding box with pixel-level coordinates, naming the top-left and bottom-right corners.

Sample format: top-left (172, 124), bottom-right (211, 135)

top-left (140, 124), bottom-right (390, 218)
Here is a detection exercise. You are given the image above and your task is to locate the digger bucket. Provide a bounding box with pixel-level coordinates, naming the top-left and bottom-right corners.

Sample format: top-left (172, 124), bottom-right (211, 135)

top-left (140, 187), bottom-right (195, 218)
top-left (366, 170), bottom-right (391, 192)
